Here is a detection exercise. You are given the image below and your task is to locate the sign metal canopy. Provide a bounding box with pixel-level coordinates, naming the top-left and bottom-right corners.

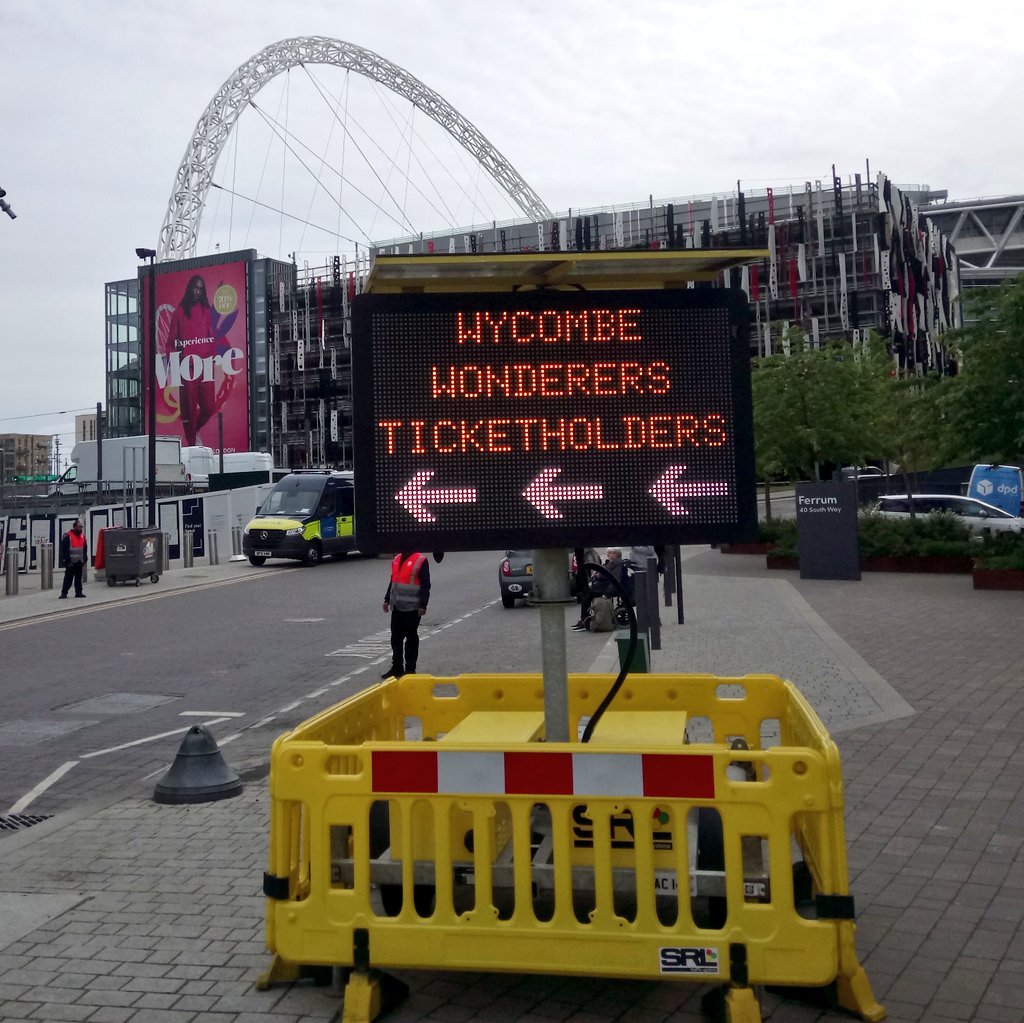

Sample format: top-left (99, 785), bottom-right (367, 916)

top-left (352, 278), bottom-right (758, 553)
top-left (364, 249), bottom-right (769, 293)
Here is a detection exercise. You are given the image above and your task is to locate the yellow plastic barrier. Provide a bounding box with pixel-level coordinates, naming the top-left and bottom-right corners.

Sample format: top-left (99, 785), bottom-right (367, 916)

top-left (257, 673), bottom-right (884, 1023)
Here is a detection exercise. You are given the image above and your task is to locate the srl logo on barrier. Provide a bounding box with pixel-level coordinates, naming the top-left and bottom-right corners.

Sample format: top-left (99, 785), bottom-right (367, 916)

top-left (659, 946), bottom-right (720, 975)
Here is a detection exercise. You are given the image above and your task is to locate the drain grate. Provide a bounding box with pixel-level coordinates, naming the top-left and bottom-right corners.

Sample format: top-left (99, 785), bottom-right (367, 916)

top-left (0, 814), bottom-right (52, 832)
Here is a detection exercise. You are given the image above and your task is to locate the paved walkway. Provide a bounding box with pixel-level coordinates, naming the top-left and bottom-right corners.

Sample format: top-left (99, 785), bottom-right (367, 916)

top-left (0, 549), bottom-right (1022, 1021)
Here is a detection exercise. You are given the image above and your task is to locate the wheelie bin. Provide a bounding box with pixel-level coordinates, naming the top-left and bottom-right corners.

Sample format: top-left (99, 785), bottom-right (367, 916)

top-left (103, 527), bottom-right (163, 586)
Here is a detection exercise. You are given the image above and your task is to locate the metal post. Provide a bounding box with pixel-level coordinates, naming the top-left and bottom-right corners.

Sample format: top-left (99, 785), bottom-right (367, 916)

top-left (183, 529), bottom-right (194, 568)
top-left (218, 413), bottom-right (224, 475)
top-left (674, 544), bottom-right (684, 624)
top-left (634, 561), bottom-right (649, 638)
top-left (146, 257), bottom-right (157, 526)
top-left (96, 400), bottom-right (103, 484)
top-left (162, 532), bottom-right (170, 572)
top-left (40, 543), bottom-right (54, 590)
top-left (662, 546), bottom-right (676, 605)
top-left (534, 548), bottom-right (571, 743)
top-left (645, 555), bottom-right (661, 651)
top-left (207, 530), bottom-right (219, 566)
top-left (135, 246), bottom-right (158, 526)
top-left (5, 548), bottom-right (18, 595)
top-left (232, 526), bottom-right (241, 556)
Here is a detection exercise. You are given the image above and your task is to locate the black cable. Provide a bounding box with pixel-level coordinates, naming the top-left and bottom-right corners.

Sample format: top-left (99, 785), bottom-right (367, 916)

top-left (578, 560), bottom-right (638, 743)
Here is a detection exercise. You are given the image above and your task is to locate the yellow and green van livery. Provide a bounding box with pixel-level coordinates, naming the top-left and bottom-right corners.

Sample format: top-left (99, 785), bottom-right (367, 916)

top-left (242, 470), bottom-right (355, 566)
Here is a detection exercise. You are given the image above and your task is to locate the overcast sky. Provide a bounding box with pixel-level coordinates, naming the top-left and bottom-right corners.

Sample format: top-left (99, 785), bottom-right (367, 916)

top-left (2, 0), bottom-right (1022, 463)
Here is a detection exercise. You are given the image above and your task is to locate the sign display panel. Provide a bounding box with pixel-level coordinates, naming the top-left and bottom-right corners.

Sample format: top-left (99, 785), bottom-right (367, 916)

top-left (352, 289), bottom-right (756, 552)
top-left (141, 259), bottom-right (250, 454)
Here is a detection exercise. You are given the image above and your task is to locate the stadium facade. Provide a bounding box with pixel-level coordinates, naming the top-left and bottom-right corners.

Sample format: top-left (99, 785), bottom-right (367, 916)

top-left (104, 170), bottom-right (986, 470)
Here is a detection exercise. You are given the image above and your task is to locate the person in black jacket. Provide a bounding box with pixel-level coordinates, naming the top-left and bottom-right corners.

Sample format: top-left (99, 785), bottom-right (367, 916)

top-left (59, 519), bottom-right (88, 599)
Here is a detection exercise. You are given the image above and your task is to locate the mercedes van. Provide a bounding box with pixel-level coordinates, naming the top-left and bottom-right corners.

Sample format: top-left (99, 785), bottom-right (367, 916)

top-left (242, 469), bottom-right (355, 566)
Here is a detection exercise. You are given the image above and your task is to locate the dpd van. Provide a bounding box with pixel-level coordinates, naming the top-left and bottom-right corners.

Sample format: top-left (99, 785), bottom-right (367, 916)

top-left (242, 469), bottom-right (355, 566)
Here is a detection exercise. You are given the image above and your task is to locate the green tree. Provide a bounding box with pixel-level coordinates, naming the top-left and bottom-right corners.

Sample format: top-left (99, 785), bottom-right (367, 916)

top-left (937, 276), bottom-right (1024, 465)
top-left (751, 329), bottom-right (889, 499)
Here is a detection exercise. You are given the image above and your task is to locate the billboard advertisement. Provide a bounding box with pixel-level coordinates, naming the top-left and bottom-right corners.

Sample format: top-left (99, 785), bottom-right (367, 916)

top-left (141, 259), bottom-right (249, 454)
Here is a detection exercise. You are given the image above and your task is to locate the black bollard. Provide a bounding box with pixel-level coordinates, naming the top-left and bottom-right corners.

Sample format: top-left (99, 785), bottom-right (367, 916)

top-left (153, 724), bottom-right (244, 804)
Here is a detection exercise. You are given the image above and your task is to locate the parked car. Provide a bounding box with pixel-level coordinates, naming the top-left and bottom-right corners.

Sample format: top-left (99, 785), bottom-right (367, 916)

top-left (498, 550), bottom-right (577, 608)
top-left (872, 494), bottom-right (1024, 534)
top-left (840, 465), bottom-right (886, 480)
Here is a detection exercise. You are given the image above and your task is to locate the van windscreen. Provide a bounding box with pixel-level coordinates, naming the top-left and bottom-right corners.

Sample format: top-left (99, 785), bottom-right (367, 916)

top-left (258, 477), bottom-right (324, 517)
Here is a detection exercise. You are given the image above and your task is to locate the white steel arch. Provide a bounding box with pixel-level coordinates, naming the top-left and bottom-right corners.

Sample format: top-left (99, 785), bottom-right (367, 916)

top-left (158, 36), bottom-right (551, 260)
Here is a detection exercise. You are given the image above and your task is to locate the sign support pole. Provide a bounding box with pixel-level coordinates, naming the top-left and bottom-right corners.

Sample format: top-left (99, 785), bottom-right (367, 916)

top-left (533, 548), bottom-right (571, 743)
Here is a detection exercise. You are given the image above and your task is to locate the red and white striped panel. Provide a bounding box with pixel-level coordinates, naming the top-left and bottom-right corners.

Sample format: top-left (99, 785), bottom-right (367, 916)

top-left (371, 750), bottom-right (715, 800)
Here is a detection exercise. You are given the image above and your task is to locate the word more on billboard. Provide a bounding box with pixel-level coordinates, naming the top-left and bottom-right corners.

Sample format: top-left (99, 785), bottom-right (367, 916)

top-left (141, 259), bottom-right (250, 454)
top-left (352, 288), bottom-right (757, 552)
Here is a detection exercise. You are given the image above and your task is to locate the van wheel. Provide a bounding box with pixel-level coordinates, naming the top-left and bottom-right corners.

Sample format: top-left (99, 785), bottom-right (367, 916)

top-left (501, 594), bottom-right (516, 608)
top-left (302, 542), bottom-right (322, 567)
top-left (248, 555), bottom-right (267, 566)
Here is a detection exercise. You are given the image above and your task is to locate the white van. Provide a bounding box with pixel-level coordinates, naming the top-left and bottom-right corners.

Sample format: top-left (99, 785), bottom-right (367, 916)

top-left (180, 446), bottom-right (216, 490)
top-left (221, 451), bottom-right (274, 474)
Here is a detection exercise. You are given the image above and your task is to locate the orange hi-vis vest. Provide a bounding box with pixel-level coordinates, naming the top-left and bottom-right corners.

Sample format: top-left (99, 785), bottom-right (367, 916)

top-left (390, 553), bottom-right (426, 610)
top-left (68, 530), bottom-right (86, 563)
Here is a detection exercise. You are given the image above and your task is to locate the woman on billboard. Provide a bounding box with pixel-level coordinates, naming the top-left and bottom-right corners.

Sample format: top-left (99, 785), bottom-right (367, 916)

top-left (167, 274), bottom-right (232, 446)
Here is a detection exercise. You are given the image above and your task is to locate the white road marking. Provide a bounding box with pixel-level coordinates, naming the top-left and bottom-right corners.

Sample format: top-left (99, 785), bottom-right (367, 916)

top-left (7, 761), bottom-right (78, 815)
top-left (13, 599), bottom-right (502, 812)
top-left (179, 711), bottom-right (245, 718)
top-left (80, 717), bottom-right (234, 759)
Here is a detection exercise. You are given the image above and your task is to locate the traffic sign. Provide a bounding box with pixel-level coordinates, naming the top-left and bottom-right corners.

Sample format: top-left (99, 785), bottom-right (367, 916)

top-left (352, 288), bottom-right (756, 552)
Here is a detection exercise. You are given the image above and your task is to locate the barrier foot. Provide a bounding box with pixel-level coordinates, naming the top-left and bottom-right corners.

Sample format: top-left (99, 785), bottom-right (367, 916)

top-left (700, 985), bottom-right (762, 1023)
top-left (255, 954), bottom-right (302, 989)
top-left (837, 965), bottom-right (886, 1022)
top-left (342, 968), bottom-right (409, 1023)
top-left (255, 955), bottom-right (337, 990)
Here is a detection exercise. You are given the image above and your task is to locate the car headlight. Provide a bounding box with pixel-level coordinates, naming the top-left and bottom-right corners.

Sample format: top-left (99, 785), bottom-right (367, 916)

top-left (285, 526), bottom-right (304, 536)
top-left (242, 526), bottom-right (251, 535)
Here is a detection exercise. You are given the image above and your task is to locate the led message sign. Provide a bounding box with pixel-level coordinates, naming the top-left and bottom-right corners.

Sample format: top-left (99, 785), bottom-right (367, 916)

top-left (352, 289), bottom-right (756, 552)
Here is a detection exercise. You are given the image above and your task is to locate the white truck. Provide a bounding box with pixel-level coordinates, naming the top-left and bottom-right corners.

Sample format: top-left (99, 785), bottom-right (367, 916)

top-left (50, 435), bottom-right (186, 495)
top-left (179, 448), bottom-right (275, 491)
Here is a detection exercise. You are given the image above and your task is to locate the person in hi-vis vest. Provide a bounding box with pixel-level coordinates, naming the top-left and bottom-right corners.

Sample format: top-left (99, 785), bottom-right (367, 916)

top-left (59, 519), bottom-right (88, 599)
top-left (382, 552), bottom-right (430, 678)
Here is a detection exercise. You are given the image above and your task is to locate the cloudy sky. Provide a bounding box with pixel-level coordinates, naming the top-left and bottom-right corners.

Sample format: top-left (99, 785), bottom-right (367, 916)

top-left (2, 0), bottom-right (1022, 465)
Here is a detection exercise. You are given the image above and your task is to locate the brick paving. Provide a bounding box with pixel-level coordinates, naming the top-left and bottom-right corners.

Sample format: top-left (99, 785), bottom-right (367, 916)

top-left (0, 549), bottom-right (1021, 1020)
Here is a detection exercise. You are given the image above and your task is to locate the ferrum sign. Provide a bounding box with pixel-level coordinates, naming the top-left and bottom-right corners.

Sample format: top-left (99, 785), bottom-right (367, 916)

top-left (352, 289), bottom-right (756, 552)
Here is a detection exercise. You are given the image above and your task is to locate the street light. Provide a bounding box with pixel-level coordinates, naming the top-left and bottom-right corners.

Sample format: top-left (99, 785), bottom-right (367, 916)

top-left (135, 247), bottom-right (157, 525)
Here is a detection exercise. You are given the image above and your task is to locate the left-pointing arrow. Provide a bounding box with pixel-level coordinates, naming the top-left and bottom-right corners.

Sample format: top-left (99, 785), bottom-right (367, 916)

top-left (649, 465), bottom-right (730, 516)
top-left (522, 468), bottom-right (604, 519)
top-left (396, 470), bottom-right (478, 522)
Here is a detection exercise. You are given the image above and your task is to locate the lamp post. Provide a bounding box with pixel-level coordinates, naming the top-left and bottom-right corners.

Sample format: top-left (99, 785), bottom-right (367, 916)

top-left (135, 247), bottom-right (157, 525)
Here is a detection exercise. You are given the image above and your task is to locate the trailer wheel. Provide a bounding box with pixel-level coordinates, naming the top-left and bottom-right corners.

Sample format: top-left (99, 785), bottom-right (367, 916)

top-left (150, 574), bottom-right (160, 584)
